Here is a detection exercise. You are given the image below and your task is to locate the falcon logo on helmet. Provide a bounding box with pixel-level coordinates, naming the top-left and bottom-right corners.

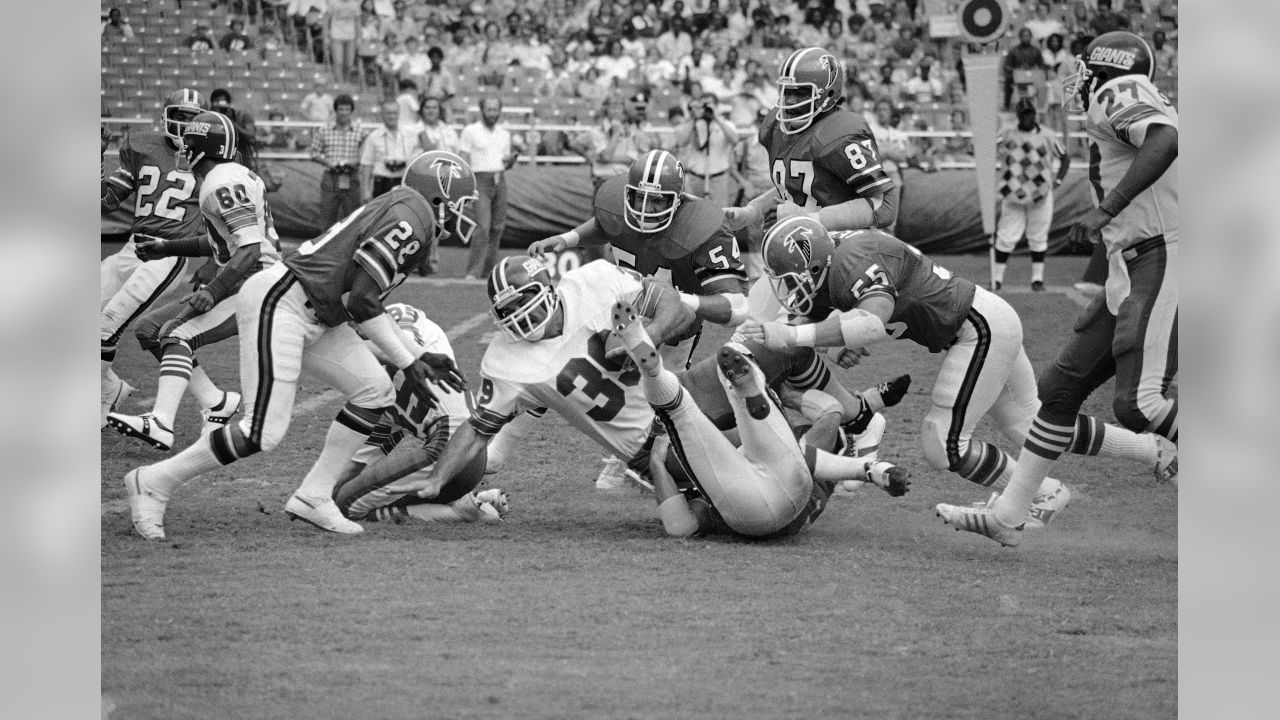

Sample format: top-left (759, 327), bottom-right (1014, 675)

top-left (180, 111), bottom-right (238, 169)
top-left (162, 88), bottom-right (209, 148)
top-left (776, 47), bottom-right (846, 135)
top-left (624, 149), bottom-right (684, 233)
top-left (403, 150), bottom-right (479, 245)
top-left (1062, 31), bottom-right (1154, 112)
top-left (487, 255), bottom-right (560, 342)
top-left (762, 216), bottom-right (835, 315)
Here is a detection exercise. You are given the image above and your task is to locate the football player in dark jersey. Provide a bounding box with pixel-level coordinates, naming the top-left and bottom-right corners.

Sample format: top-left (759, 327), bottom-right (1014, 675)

top-left (123, 150), bottom-right (473, 540)
top-left (101, 88), bottom-right (209, 427)
top-left (724, 47), bottom-right (897, 237)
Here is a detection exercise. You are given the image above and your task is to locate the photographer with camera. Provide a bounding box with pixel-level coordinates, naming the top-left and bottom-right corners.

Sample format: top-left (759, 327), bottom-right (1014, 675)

top-left (360, 100), bottom-right (424, 203)
top-left (209, 88), bottom-right (259, 172)
top-left (674, 92), bottom-right (742, 208)
top-left (309, 94), bottom-right (366, 227)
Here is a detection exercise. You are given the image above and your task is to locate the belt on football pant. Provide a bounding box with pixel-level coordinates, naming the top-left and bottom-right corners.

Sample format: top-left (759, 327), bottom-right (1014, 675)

top-left (1120, 235), bottom-right (1165, 263)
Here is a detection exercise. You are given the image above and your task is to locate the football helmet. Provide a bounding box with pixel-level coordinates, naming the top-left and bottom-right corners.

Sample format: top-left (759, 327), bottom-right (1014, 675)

top-left (761, 215), bottom-right (835, 315)
top-left (180, 111), bottom-right (238, 168)
top-left (402, 150), bottom-right (479, 245)
top-left (487, 255), bottom-right (559, 342)
top-left (776, 47), bottom-right (845, 135)
top-left (1062, 31), bottom-right (1154, 112)
top-left (624, 149), bottom-right (683, 233)
top-left (163, 88), bottom-right (209, 147)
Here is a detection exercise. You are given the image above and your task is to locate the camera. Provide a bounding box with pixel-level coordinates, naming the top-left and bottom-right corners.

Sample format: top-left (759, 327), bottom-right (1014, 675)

top-left (384, 159), bottom-right (406, 173)
top-left (702, 104), bottom-right (716, 120)
top-left (332, 163), bottom-right (356, 175)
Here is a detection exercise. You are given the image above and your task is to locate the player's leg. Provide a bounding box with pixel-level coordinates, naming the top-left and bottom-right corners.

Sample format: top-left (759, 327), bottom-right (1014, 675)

top-left (123, 266), bottom-right (309, 539)
top-left (465, 174), bottom-right (495, 278)
top-left (1111, 241), bottom-right (1178, 442)
top-left (1027, 196), bottom-right (1051, 290)
top-left (337, 432), bottom-right (489, 519)
top-left (991, 198), bottom-right (1024, 290)
top-left (100, 239), bottom-right (141, 308)
top-left (484, 407), bottom-right (546, 479)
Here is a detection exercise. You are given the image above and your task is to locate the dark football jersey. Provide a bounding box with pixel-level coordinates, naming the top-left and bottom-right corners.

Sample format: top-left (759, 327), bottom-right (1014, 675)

top-left (101, 130), bottom-right (203, 241)
top-left (822, 229), bottom-right (976, 353)
top-left (592, 174), bottom-right (747, 297)
top-left (284, 186), bottom-right (437, 326)
top-left (759, 110), bottom-right (895, 209)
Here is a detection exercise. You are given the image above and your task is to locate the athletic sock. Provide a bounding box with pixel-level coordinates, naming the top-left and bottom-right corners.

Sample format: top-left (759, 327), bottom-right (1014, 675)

top-left (993, 250), bottom-right (1010, 284)
top-left (1031, 251), bottom-right (1046, 283)
top-left (187, 363), bottom-right (225, 409)
top-left (953, 439), bottom-right (1014, 488)
top-left (295, 405), bottom-right (383, 499)
top-left (152, 347), bottom-right (194, 426)
top-left (145, 433), bottom-right (224, 497)
top-left (993, 413), bottom-right (1073, 526)
top-left (640, 368), bottom-right (682, 409)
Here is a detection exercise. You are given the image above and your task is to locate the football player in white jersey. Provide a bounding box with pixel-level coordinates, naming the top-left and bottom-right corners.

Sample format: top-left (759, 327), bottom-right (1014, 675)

top-left (108, 112), bottom-right (280, 451)
top-left (937, 31), bottom-right (1179, 547)
top-left (332, 303), bottom-right (509, 524)
top-left (388, 256), bottom-right (909, 539)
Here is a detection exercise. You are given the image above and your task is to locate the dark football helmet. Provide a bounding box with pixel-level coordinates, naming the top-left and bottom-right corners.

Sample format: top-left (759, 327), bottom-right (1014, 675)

top-left (163, 88), bottom-right (209, 147)
top-left (180, 111), bottom-right (239, 168)
top-left (402, 150), bottom-right (479, 245)
top-left (776, 47), bottom-right (845, 134)
top-left (761, 215), bottom-right (835, 315)
top-left (1063, 31), bottom-right (1154, 112)
top-left (487, 255), bottom-right (560, 342)
top-left (624, 149), bottom-right (683, 233)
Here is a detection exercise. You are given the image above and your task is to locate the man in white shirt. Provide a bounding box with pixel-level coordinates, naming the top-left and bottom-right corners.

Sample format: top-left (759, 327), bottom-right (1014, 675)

top-left (675, 93), bottom-right (742, 207)
top-left (360, 100), bottom-right (423, 202)
top-left (457, 97), bottom-right (522, 280)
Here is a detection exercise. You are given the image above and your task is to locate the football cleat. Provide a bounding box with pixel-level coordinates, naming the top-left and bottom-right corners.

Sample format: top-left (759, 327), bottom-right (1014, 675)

top-left (861, 374), bottom-right (911, 412)
top-left (717, 344), bottom-right (770, 420)
top-left (595, 456), bottom-right (632, 492)
top-left (936, 494), bottom-right (1024, 547)
top-left (473, 488), bottom-right (510, 522)
top-left (201, 391), bottom-right (243, 435)
top-left (1154, 437), bottom-right (1178, 485)
top-left (284, 494), bottom-right (364, 534)
top-left (611, 302), bottom-right (661, 376)
top-left (1024, 476), bottom-right (1072, 529)
top-left (101, 377), bottom-right (135, 429)
top-left (992, 280), bottom-right (1003, 292)
top-left (836, 412), bottom-right (887, 493)
top-left (864, 460), bottom-right (910, 497)
top-left (107, 412), bottom-right (174, 451)
top-left (1031, 280), bottom-right (1045, 292)
top-left (124, 468), bottom-right (168, 540)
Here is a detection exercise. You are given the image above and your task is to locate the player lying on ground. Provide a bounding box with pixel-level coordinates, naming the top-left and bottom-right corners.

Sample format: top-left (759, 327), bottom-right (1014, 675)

top-left (387, 256), bottom-right (909, 539)
top-left (739, 218), bottom-right (1174, 529)
top-left (936, 31), bottom-right (1179, 547)
top-left (331, 303), bottom-right (509, 524)
top-left (123, 150), bottom-right (474, 540)
top-left (108, 112), bottom-right (280, 450)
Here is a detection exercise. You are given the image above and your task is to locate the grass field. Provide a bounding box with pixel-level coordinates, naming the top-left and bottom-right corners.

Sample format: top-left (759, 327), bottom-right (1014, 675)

top-left (100, 248), bottom-right (1175, 720)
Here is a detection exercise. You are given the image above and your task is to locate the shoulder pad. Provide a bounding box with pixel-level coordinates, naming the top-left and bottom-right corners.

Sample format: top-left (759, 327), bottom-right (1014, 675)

top-left (593, 174), bottom-right (630, 236)
top-left (759, 112), bottom-right (778, 144)
top-left (661, 197), bottom-right (728, 257)
top-left (811, 110), bottom-right (874, 151)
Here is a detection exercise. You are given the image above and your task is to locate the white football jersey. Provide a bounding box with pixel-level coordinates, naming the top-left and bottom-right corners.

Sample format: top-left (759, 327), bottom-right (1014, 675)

top-left (1086, 74), bottom-right (1178, 252)
top-left (198, 161), bottom-right (282, 266)
top-left (472, 261), bottom-right (654, 462)
top-left (365, 303), bottom-right (468, 440)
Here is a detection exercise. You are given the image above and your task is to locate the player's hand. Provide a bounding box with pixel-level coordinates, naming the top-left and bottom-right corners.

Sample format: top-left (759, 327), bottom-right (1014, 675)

top-left (723, 205), bottom-right (755, 231)
top-left (418, 351), bottom-right (467, 393)
top-left (865, 460), bottom-right (911, 497)
top-left (603, 329), bottom-right (627, 359)
top-left (134, 237), bottom-right (169, 261)
top-left (180, 288), bottom-right (215, 314)
top-left (399, 361), bottom-right (441, 405)
top-left (737, 319), bottom-right (794, 350)
top-left (828, 346), bottom-right (870, 368)
top-left (528, 234), bottom-right (568, 257)
top-left (385, 475), bottom-right (444, 500)
top-left (776, 201), bottom-right (813, 223)
top-left (1067, 207), bottom-right (1111, 250)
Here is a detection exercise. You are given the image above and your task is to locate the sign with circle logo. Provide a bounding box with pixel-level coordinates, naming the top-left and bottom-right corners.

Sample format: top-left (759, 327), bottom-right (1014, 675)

top-left (958, 0), bottom-right (1008, 44)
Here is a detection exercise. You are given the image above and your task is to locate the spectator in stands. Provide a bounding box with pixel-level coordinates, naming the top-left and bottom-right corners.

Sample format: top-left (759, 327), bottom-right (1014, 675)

top-left (102, 8), bottom-right (135, 41)
top-left (1152, 30), bottom-right (1177, 78)
top-left (938, 108), bottom-right (974, 163)
top-left (823, 17), bottom-right (855, 58)
top-left (851, 22), bottom-right (880, 63)
top-left (257, 19), bottom-right (286, 55)
top-left (1064, 1), bottom-right (1093, 37)
top-left (356, 2), bottom-right (385, 87)
top-left (1002, 27), bottom-right (1046, 111)
top-left (210, 88), bottom-right (257, 142)
top-left (301, 79), bottom-right (335, 123)
top-left (724, 0), bottom-right (753, 44)
top-left (185, 21), bottom-right (216, 52)
top-left (575, 67), bottom-right (611, 108)
top-left (1091, 0), bottom-right (1131, 36)
top-left (258, 111), bottom-right (297, 150)
top-left (382, 1), bottom-right (419, 44)
top-left (1042, 33), bottom-right (1072, 141)
top-left (656, 16), bottom-right (694, 60)
top-left (421, 47), bottom-right (457, 103)
top-left (360, 100), bottom-right (423, 203)
top-left (674, 93), bottom-right (741, 208)
top-left (596, 38), bottom-right (639, 88)
top-left (890, 25), bottom-right (920, 62)
top-left (327, 0), bottom-right (361, 82)
top-left (866, 2), bottom-right (897, 43)
top-left (394, 79), bottom-right (421, 131)
top-left (903, 54), bottom-right (944, 105)
top-left (458, 97), bottom-right (522, 281)
top-left (395, 36), bottom-right (432, 91)
top-left (512, 24), bottom-right (554, 72)
top-left (576, 97), bottom-right (657, 190)
top-left (479, 21), bottom-right (515, 89)
top-left (417, 96), bottom-right (458, 154)
top-left (377, 34), bottom-right (407, 95)
top-left (760, 13), bottom-right (796, 49)
top-left (536, 46), bottom-right (578, 98)
top-left (219, 17), bottom-right (254, 51)
top-left (310, 94), bottom-right (365, 228)
top-left (677, 46), bottom-right (716, 88)
top-left (1025, 2), bottom-right (1066, 45)
top-left (865, 99), bottom-right (909, 234)
top-left (289, 2), bottom-right (328, 64)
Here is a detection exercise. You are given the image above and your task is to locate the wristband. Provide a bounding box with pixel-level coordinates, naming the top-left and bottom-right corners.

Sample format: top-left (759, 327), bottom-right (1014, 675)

top-left (679, 293), bottom-right (700, 312)
top-left (792, 323), bottom-right (817, 347)
top-left (358, 313), bottom-right (417, 369)
top-left (658, 495), bottom-right (699, 537)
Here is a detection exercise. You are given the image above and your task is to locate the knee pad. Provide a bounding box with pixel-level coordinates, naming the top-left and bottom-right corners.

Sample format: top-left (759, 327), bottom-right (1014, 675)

top-left (1113, 390), bottom-right (1164, 435)
top-left (1036, 363), bottom-right (1086, 418)
top-left (919, 414), bottom-right (953, 471)
top-left (210, 422), bottom-right (263, 464)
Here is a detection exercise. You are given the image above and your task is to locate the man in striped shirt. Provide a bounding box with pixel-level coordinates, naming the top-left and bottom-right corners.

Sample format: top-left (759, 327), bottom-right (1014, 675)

top-left (309, 93), bottom-right (366, 228)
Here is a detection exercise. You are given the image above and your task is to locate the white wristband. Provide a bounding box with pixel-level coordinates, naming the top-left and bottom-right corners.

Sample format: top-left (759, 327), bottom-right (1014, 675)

top-left (793, 323), bottom-right (817, 347)
top-left (679, 293), bottom-right (701, 312)
top-left (358, 313), bottom-right (417, 369)
top-left (838, 309), bottom-right (888, 348)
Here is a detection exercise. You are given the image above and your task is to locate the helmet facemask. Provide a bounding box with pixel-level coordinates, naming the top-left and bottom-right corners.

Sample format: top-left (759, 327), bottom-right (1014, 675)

top-left (165, 106), bottom-right (201, 147)
top-left (624, 183), bottom-right (680, 233)
top-left (766, 264), bottom-right (828, 316)
top-left (489, 279), bottom-right (558, 342)
top-left (1061, 57), bottom-right (1093, 113)
top-left (441, 193), bottom-right (479, 245)
top-left (776, 81), bottom-right (822, 135)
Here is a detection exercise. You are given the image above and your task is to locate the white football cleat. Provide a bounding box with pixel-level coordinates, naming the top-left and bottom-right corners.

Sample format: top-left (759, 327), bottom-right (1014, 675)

top-left (1024, 477), bottom-right (1071, 530)
top-left (936, 493), bottom-right (1024, 547)
top-left (284, 494), bottom-right (364, 534)
top-left (124, 468), bottom-right (168, 540)
top-left (101, 377), bottom-right (135, 429)
top-left (201, 391), bottom-right (242, 435)
top-left (595, 456), bottom-right (636, 492)
top-left (474, 488), bottom-right (510, 518)
top-left (106, 412), bottom-right (174, 451)
top-left (1154, 436), bottom-right (1178, 485)
top-left (836, 413), bottom-right (887, 493)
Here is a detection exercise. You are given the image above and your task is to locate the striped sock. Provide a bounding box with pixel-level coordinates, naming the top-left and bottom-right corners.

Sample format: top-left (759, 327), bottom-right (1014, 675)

top-left (187, 362), bottom-right (224, 409)
top-left (296, 404), bottom-right (386, 499)
top-left (953, 440), bottom-right (1014, 487)
top-left (153, 347), bottom-right (194, 426)
top-left (994, 414), bottom-right (1073, 526)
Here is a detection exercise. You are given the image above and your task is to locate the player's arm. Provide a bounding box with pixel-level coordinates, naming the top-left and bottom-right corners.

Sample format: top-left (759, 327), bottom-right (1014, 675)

top-left (649, 435), bottom-right (703, 538)
top-left (134, 233), bottom-right (216, 261)
top-left (636, 277), bottom-right (700, 346)
top-left (811, 134), bottom-right (895, 231)
top-left (724, 188), bottom-right (782, 231)
top-left (1068, 122), bottom-right (1178, 245)
top-left (101, 139), bottom-right (136, 212)
top-left (386, 421), bottom-right (491, 500)
top-left (739, 294), bottom-right (895, 350)
top-left (527, 215), bottom-right (607, 255)
top-left (684, 234), bottom-right (750, 326)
